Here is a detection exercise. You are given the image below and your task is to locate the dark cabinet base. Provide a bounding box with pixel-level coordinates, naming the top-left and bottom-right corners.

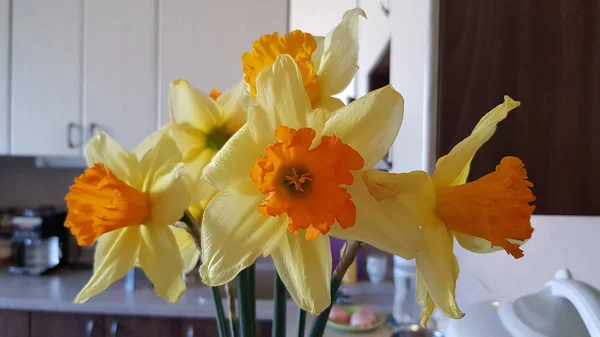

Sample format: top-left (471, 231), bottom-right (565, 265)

top-left (0, 310), bottom-right (273, 337)
top-left (0, 310), bottom-right (29, 337)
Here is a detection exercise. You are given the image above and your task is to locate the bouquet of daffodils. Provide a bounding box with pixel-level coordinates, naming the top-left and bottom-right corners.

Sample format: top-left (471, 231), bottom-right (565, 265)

top-left (63, 8), bottom-right (535, 337)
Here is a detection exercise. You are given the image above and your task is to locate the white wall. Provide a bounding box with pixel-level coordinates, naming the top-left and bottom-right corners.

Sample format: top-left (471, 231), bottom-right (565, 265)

top-left (389, 0), bottom-right (438, 174)
top-left (456, 215), bottom-right (600, 308)
top-left (0, 157), bottom-right (81, 208)
top-left (356, 0), bottom-right (390, 98)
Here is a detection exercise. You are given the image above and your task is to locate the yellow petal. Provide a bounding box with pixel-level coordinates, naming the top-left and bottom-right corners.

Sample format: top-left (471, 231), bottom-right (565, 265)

top-left (271, 231), bottom-right (331, 315)
top-left (170, 79), bottom-right (223, 133)
top-left (133, 132), bottom-right (190, 227)
top-left (364, 169), bottom-right (435, 208)
top-left (186, 175), bottom-right (218, 206)
top-left (145, 164), bottom-right (190, 228)
top-left (217, 79), bottom-right (249, 132)
top-left (85, 131), bottom-right (142, 189)
top-left (166, 122), bottom-right (207, 159)
top-left (416, 217), bottom-right (464, 321)
top-left (133, 126), bottom-right (160, 156)
top-left (433, 96), bottom-right (521, 188)
top-left (247, 104), bottom-right (279, 147)
top-left (311, 36), bottom-right (325, 71)
top-left (322, 85), bottom-right (404, 168)
top-left (74, 227), bottom-right (141, 303)
top-left (181, 148), bottom-right (218, 204)
top-left (416, 271), bottom-right (436, 327)
top-left (329, 172), bottom-right (420, 260)
top-left (202, 125), bottom-right (263, 191)
top-left (313, 96), bottom-right (345, 113)
top-left (453, 232), bottom-right (502, 254)
top-left (172, 227), bottom-right (200, 274)
top-left (306, 108), bottom-right (328, 145)
top-left (200, 181), bottom-right (287, 286)
top-left (136, 132), bottom-right (183, 189)
top-left (138, 225), bottom-right (186, 302)
top-left (317, 8), bottom-right (365, 96)
top-left (255, 54), bottom-right (311, 131)
top-left (188, 200), bottom-right (210, 221)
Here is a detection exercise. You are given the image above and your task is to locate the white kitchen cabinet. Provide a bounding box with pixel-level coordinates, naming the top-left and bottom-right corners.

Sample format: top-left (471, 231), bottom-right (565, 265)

top-left (11, 0), bottom-right (83, 156)
top-left (158, 0), bottom-right (288, 125)
top-left (8, 0), bottom-right (289, 156)
top-left (0, 0), bottom-right (9, 154)
top-left (84, 0), bottom-right (158, 151)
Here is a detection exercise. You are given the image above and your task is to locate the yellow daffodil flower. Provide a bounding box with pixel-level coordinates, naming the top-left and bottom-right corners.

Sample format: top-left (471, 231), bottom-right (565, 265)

top-left (364, 96), bottom-right (535, 326)
top-left (242, 8), bottom-right (364, 112)
top-left (167, 79), bottom-right (244, 273)
top-left (168, 79), bottom-right (247, 205)
top-left (200, 54), bottom-right (420, 315)
top-left (64, 131), bottom-right (190, 303)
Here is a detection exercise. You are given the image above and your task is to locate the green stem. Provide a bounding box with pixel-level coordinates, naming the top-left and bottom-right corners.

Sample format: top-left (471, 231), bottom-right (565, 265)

top-left (308, 241), bottom-right (364, 337)
top-left (225, 282), bottom-right (238, 337)
top-left (249, 264), bottom-right (256, 323)
top-left (212, 286), bottom-right (230, 337)
top-left (297, 309), bottom-right (306, 337)
top-left (229, 317), bottom-right (238, 337)
top-left (236, 267), bottom-right (256, 337)
top-left (180, 212), bottom-right (228, 336)
top-left (180, 211), bottom-right (201, 252)
top-left (272, 272), bottom-right (287, 337)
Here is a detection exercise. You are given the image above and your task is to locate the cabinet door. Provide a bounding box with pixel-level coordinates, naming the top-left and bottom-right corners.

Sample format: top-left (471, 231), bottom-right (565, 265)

top-left (0, 0), bottom-right (9, 154)
top-left (181, 319), bottom-right (272, 337)
top-left (181, 319), bottom-right (218, 337)
top-left (31, 312), bottom-right (104, 337)
top-left (0, 310), bottom-right (29, 337)
top-left (158, 0), bottom-right (288, 125)
top-left (438, 0), bottom-right (600, 214)
top-left (106, 316), bottom-right (180, 337)
top-left (11, 0), bottom-right (83, 156)
top-left (84, 0), bottom-right (158, 151)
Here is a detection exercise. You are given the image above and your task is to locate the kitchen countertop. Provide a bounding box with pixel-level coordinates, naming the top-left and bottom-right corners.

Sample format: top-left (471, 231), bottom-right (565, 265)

top-left (0, 269), bottom-right (396, 336)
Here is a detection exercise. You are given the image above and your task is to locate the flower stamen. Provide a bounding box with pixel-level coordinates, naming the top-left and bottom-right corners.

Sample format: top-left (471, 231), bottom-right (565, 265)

top-left (285, 168), bottom-right (312, 192)
top-left (209, 88), bottom-right (221, 100)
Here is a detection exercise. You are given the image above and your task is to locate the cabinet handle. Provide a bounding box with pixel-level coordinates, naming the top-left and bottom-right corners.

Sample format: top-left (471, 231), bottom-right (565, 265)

top-left (186, 325), bottom-right (194, 337)
top-left (89, 122), bottom-right (100, 139)
top-left (67, 122), bottom-right (82, 148)
top-left (85, 320), bottom-right (94, 337)
top-left (376, 0), bottom-right (390, 16)
top-left (109, 321), bottom-right (119, 337)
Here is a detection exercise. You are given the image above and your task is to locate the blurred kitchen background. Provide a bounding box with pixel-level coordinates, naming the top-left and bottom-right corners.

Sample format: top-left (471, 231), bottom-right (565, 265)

top-left (0, 0), bottom-right (599, 336)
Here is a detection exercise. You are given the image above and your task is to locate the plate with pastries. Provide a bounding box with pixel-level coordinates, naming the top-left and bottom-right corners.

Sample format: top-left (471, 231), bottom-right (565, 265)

top-left (327, 305), bottom-right (386, 333)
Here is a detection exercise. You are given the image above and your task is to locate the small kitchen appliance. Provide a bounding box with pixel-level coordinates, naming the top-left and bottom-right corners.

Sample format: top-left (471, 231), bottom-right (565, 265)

top-left (447, 269), bottom-right (600, 337)
top-left (9, 208), bottom-right (71, 275)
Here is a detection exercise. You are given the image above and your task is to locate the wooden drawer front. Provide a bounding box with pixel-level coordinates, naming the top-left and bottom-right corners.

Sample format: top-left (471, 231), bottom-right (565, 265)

top-left (31, 311), bottom-right (104, 337)
top-left (105, 315), bottom-right (180, 337)
top-left (0, 310), bottom-right (29, 337)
